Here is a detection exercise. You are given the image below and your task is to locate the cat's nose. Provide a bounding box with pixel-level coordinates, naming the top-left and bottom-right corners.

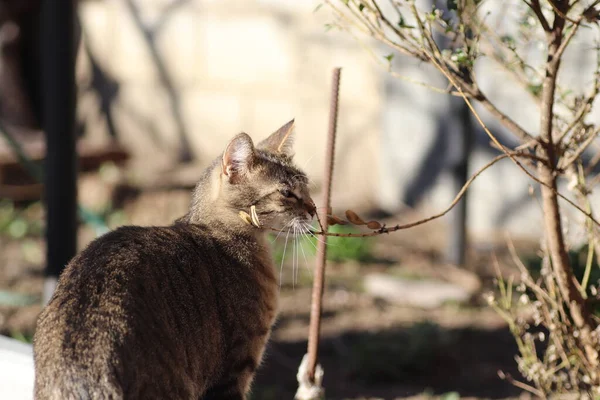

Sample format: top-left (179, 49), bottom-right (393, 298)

top-left (303, 199), bottom-right (316, 218)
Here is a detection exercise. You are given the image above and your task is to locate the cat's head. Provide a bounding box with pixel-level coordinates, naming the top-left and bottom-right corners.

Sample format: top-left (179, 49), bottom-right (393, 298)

top-left (194, 120), bottom-right (315, 232)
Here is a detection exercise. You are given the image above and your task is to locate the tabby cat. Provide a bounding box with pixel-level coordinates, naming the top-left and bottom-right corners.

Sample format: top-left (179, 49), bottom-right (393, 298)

top-left (33, 120), bottom-right (316, 399)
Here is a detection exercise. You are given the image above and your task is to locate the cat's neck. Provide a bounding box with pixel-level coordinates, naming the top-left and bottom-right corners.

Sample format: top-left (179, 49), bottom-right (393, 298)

top-left (182, 161), bottom-right (262, 238)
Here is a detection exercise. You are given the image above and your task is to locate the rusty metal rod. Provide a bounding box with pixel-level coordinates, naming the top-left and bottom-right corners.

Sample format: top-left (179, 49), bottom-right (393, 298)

top-left (306, 67), bottom-right (341, 381)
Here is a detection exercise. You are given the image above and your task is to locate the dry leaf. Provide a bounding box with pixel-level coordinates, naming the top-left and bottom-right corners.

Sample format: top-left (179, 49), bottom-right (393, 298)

top-left (345, 210), bottom-right (366, 225)
top-left (327, 215), bottom-right (348, 226)
top-left (366, 221), bottom-right (382, 229)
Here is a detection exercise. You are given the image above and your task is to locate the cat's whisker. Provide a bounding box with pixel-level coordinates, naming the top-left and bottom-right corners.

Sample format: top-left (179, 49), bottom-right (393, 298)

top-left (300, 155), bottom-right (315, 171)
top-left (270, 219), bottom-right (294, 243)
top-left (284, 217), bottom-right (310, 237)
top-left (297, 221), bottom-right (320, 280)
top-left (297, 224), bottom-right (319, 252)
top-left (298, 227), bottom-right (319, 252)
top-left (292, 223), bottom-right (298, 289)
top-left (298, 232), bottom-right (313, 278)
top-left (302, 222), bottom-right (331, 246)
top-left (279, 226), bottom-right (292, 289)
top-left (303, 223), bottom-right (319, 232)
top-left (295, 223), bottom-right (301, 287)
top-left (292, 218), bottom-right (308, 287)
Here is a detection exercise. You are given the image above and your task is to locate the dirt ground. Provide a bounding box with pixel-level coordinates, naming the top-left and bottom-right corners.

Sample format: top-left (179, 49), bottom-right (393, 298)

top-left (0, 186), bottom-right (538, 400)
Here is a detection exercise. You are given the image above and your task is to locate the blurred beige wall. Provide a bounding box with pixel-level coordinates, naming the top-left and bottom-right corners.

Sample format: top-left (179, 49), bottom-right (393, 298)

top-left (74, 0), bottom-right (600, 245)
top-left (76, 0), bottom-right (382, 216)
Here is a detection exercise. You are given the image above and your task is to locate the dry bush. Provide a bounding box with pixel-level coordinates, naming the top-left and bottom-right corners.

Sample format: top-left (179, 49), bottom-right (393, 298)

top-left (316, 0), bottom-right (600, 397)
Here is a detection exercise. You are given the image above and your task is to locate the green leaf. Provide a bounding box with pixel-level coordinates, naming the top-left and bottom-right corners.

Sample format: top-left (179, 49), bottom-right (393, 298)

top-left (0, 290), bottom-right (38, 307)
top-left (8, 218), bottom-right (27, 238)
top-left (10, 330), bottom-right (33, 344)
top-left (359, 4), bottom-right (365, 11)
top-left (398, 14), bottom-right (415, 29)
top-left (441, 392), bottom-right (460, 400)
top-left (384, 53), bottom-right (395, 62)
top-left (501, 35), bottom-right (516, 50)
top-left (527, 83), bottom-right (543, 97)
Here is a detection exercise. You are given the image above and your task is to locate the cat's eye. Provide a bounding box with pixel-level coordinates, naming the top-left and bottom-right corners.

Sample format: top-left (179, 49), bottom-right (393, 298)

top-left (280, 189), bottom-right (294, 198)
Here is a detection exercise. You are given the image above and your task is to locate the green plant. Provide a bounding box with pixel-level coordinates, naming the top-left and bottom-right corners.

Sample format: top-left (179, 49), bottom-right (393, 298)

top-left (524, 245), bottom-right (600, 300)
top-left (271, 225), bottom-right (374, 265)
top-left (320, 225), bottom-right (374, 262)
top-left (440, 392), bottom-right (460, 400)
top-left (9, 329), bottom-right (34, 344)
top-left (488, 242), bottom-right (600, 397)
top-left (0, 200), bottom-right (44, 239)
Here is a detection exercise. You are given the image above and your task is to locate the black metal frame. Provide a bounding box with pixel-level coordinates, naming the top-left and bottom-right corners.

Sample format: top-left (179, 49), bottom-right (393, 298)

top-left (42, 1), bottom-right (77, 279)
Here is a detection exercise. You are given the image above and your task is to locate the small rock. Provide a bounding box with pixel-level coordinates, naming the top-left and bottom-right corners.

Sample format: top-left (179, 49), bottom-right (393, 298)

top-left (0, 335), bottom-right (34, 400)
top-left (363, 273), bottom-right (472, 309)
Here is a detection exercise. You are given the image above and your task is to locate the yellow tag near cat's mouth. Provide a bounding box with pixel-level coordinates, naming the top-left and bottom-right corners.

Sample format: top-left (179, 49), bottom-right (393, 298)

top-left (250, 205), bottom-right (261, 228)
top-left (239, 211), bottom-right (253, 226)
top-left (239, 206), bottom-right (261, 228)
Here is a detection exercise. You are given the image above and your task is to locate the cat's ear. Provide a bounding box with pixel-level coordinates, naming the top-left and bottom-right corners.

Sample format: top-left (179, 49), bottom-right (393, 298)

top-left (258, 119), bottom-right (295, 157)
top-left (222, 133), bottom-right (255, 183)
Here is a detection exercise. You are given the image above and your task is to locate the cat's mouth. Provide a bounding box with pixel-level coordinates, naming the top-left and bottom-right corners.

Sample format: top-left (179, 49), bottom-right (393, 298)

top-left (303, 200), bottom-right (316, 219)
top-left (238, 201), bottom-right (315, 231)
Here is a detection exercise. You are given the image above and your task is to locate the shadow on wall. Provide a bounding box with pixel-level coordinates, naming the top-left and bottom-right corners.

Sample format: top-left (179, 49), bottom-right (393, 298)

top-left (254, 321), bottom-right (523, 400)
top-left (389, 73), bottom-right (600, 229)
top-left (81, 0), bottom-right (195, 164)
top-left (84, 36), bottom-right (119, 139)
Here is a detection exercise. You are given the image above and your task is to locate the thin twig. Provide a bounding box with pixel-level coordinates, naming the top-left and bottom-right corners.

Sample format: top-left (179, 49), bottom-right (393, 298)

top-left (547, 0), bottom-right (580, 24)
top-left (270, 152), bottom-right (513, 237)
top-left (524, 0), bottom-right (551, 32)
top-left (584, 143), bottom-right (600, 175)
top-left (557, 80), bottom-right (600, 144)
top-left (555, 16), bottom-right (584, 62)
top-left (560, 126), bottom-right (600, 169)
top-left (499, 371), bottom-right (545, 398)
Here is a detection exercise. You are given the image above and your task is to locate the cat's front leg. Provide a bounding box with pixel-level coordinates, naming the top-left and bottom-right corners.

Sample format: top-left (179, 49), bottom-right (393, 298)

top-left (202, 355), bottom-right (258, 400)
top-left (202, 377), bottom-right (245, 400)
top-left (203, 393), bottom-right (244, 400)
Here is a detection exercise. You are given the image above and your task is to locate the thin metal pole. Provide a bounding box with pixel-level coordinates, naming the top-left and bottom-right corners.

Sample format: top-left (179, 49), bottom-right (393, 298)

top-left (42, 0), bottom-right (77, 298)
top-left (306, 67), bottom-right (341, 381)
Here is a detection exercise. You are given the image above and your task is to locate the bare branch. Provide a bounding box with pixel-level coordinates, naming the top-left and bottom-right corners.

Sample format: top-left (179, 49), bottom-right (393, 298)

top-left (557, 75), bottom-right (600, 144)
top-left (548, 0), bottom-right (580, 24)
top-left (305, 152), bottom-right (512, 237)
top-left (265, 151), bottom-right (565, 238)
top-left (555, 16), bottom-right (584, 62)
top-left (584, 144), bottom-right (600, 175)
top-left (524, 0), bottom-right (552, 32)
top-left (498, 371), bottom-right (545, 398)
top-left (474, 90), bottom-right (538, 144)
top-left (561, 126), bottom-right (600, 169)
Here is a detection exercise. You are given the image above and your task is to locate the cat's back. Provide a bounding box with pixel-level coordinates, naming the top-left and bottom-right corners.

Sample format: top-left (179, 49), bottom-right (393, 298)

top-left (33, 223), bottom-right (236, 399)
